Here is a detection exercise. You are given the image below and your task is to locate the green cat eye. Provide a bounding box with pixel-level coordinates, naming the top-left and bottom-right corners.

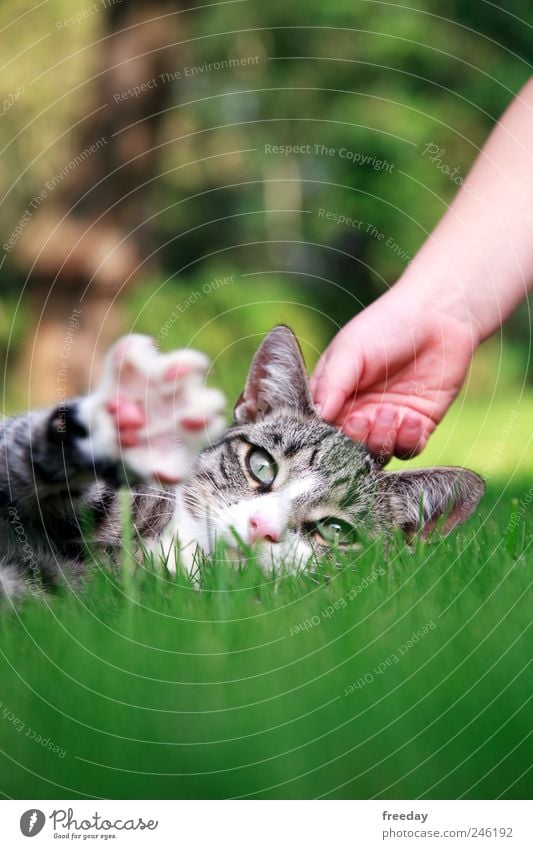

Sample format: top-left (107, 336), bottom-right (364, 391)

top-left (247, 447), bottom-right (278, 486)
top-left (315, 517), bottom-right (359, 546)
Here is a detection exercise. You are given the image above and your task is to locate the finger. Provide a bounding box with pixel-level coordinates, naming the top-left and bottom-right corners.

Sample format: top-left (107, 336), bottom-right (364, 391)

top-left (334, 396), bottom-right (363, 425)
top-left (365, 406), bottom-right (401, 460)
top-left (309, 347), bottom-right (334, 402)
top-left (312, 351), bottom-right (362, 422)
top-left (343, 413), bottom-right (372, 443)
top-left (394, 415), bottom-right (434, 459)
top-left (309, 353), bottom-right (328, 394)
top-left (312, 382), bottom-right (348, 421)
top-left (394, 413), bottom-right (424, 459)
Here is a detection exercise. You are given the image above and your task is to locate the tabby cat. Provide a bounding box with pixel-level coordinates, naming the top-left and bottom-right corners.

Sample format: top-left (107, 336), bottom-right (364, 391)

top-left (0, 326), bottom-right (484, 597)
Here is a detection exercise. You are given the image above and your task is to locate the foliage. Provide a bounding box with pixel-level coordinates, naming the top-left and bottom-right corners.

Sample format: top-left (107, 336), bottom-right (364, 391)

top-left (2, 1), bottom-right (532, 322)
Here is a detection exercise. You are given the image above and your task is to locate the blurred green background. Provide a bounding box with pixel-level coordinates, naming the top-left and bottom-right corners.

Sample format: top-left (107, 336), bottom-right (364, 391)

top-left (0, 0), bottom-right (531, 477)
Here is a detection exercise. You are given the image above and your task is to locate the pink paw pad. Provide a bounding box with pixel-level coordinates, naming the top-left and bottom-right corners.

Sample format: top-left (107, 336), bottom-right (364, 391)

top-left (106, 397), bottom-right (146, 429)
top-left (180, 417), bottom-right (208, 432)
top-left (163, 363), bottom-right (194, 382)
top-left (153, 470), bottom-right (182, 485)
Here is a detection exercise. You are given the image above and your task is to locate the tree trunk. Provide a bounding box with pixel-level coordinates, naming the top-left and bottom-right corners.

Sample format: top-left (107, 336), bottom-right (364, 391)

top-left (14, 0), bottom-right (184, 404)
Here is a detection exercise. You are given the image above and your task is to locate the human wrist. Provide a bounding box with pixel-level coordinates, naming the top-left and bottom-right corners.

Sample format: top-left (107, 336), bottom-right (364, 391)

top-left (392, 264), bottom-right (485, 348)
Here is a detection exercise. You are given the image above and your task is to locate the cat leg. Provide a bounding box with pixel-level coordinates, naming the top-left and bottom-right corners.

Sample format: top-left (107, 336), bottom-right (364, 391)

top-left (0, 335), bottom-right (225, 590)
top-left (0, 403), bottom-right (115, 590)
top-left (77, 334), bottom-right (226, 483)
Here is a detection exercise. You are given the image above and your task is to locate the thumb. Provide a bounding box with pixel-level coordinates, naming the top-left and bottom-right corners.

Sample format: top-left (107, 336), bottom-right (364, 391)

top-left (311, 341), bottom-right (363, 421)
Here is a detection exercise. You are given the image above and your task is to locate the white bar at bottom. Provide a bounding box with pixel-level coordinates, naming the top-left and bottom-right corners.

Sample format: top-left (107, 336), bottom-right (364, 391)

top-left (1, 799), bottom-right (531, 848)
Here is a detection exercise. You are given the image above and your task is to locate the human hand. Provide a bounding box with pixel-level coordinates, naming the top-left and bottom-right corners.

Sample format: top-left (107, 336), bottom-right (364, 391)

top-left (310, 291), bottom-right (477, 463)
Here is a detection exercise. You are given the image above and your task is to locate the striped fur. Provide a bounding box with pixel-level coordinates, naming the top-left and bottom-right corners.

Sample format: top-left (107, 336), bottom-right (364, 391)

top-left (0, 326), bottom-right (484, 599)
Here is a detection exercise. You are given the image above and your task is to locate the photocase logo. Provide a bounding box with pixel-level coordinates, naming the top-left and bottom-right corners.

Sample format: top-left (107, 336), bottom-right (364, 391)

top-left (20, 809), bottom-right (46, 837)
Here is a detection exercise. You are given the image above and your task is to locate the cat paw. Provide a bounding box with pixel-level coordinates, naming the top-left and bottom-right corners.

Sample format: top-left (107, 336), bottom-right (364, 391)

top-left (79, 335), bottom-right (226, 483)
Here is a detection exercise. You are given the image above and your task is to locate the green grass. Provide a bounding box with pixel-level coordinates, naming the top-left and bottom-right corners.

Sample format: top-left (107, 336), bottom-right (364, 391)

top-left (0, 278), bottom-right (529, 799)
top-left (0, 479), bottom-right (530, 800)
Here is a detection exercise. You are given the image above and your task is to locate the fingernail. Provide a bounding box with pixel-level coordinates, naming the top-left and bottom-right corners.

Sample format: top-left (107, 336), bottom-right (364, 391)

top-left (314, 402), bottom-right (323, 416)
top-left (403, 414), bottom-right (420, 431)
top-left (346, 415), bottom-right (370, 438)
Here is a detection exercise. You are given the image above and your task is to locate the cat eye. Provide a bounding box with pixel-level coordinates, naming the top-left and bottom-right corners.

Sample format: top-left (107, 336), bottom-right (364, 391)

top-left (314, 517), bottom-right (359, 546)
top-left (247, 447), bottom-right (278, 486)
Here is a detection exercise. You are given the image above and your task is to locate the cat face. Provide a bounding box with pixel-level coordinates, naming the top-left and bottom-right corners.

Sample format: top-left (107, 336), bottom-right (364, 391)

top-left (182, 326), bottom-right (485, 570)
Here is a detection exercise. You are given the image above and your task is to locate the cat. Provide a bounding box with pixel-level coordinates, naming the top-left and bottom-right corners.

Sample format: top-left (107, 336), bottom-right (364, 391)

top-left (0, 325), bottom-right (484, 598)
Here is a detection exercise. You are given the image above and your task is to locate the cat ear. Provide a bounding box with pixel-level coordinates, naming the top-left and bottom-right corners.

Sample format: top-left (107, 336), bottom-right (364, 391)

top-left (380, 466), bottom-right (485, 537)
top-left (234, 325), bottom-right (314, 423)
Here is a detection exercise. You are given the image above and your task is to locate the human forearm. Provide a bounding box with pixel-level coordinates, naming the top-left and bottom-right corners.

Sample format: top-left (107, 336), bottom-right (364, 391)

top-left (395, 77), bottom-right (533, 345)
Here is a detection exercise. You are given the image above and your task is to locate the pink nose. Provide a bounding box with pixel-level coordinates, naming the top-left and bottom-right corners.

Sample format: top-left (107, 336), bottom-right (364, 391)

top-left (249, 513), bottom-right (281, 544)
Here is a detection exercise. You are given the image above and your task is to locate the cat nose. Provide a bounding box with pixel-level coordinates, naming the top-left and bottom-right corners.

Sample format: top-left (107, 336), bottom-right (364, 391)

top-left (249, 513), bottom-right (281, 544)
